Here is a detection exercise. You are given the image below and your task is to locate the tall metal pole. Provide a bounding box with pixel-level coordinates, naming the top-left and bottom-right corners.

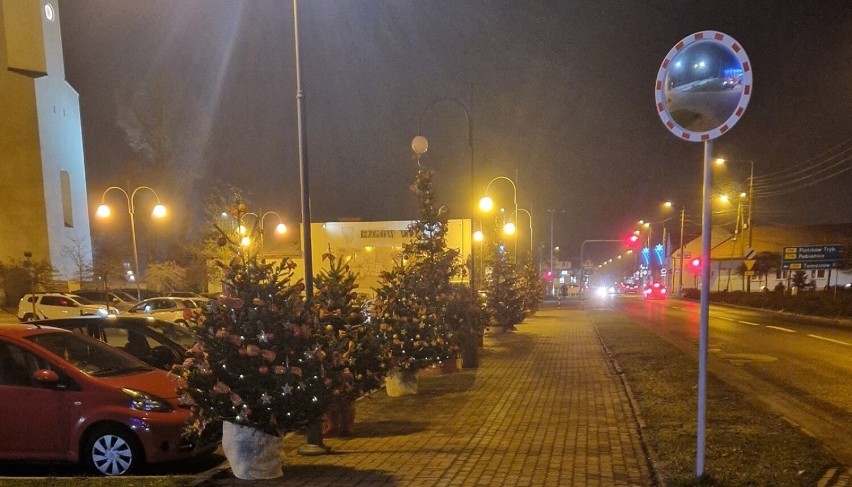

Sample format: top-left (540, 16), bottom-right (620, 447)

top-left (128, 207), bottom-right (141, 301)
top-left (293, 0), bottom-right (324, 456)
top-left (293, 0), bottom-right (313, 301)
top-left (549, 210), bottom-right (555, 296)
top-left (415, 97), bottom-right (474, 290)
top-left (746, 160), bottom-right (754, 292)
top-left (678, 207), bottom-right (685, 296)
top-left (697, 139), bottom-right (713, 476)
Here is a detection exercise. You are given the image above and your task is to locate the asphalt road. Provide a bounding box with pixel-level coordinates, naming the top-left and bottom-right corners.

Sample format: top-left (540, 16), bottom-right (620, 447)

top-left (594, 294), bottom-right (852, 465)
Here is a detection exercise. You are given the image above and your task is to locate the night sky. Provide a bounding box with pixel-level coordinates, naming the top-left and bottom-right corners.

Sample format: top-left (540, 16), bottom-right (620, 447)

top-left (58, 1), bottom-right (852, 264)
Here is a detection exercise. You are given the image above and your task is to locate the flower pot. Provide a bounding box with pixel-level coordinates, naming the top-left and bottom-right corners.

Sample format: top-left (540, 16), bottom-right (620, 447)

top-left (322, 397), bottom-right (356, 437)
top-left (385, 367), bottom-right (418, 396)
top-left (221, 421), bottom-right (283, 480)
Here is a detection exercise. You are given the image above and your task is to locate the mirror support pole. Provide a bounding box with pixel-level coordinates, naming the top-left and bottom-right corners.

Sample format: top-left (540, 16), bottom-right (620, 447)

top-left (696, 139), bottom-right (713, 477)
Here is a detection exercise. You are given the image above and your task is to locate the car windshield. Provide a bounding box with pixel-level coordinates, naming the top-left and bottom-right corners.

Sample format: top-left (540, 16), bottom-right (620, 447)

top-left (148, 321), bottom-right (199, 349)
top-left (27, 331), bottom-right (153, 376)
top-left (70, 295), bottom-right (96, 305)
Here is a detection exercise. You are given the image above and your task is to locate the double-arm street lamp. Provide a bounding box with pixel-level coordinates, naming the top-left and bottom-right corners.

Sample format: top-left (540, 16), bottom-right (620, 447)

top-left (239, 211), bottom-right (287, 256)
top-left (96, 186), bottom-right (166, 301)
top-left (479, 176), bottom-right (519, 260)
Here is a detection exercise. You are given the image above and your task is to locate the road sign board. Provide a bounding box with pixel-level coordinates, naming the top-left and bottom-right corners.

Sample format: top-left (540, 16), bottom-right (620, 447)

top-left (744, 247), bottom-right (756, 259)
top-left (744, 259), bottom-right (756, 271)
top-left (743, 270), bottom-right (755, 276)
top-left (660, 268), bottom-right (668, 276)
top-left (781, 245), bottom-right (845, 270)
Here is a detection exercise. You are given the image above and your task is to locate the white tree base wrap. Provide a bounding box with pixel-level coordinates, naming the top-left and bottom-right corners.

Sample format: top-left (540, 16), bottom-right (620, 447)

top-left (221, 421), bottom-right (283, 480)
top-left (385, 368), bottom-right (418, 397)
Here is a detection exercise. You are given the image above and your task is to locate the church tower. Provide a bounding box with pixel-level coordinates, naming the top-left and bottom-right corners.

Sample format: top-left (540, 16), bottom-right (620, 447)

top-left (0, 0), bottom-right (93, 291)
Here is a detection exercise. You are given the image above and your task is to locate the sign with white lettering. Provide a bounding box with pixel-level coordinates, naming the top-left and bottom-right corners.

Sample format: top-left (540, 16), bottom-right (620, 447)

top-left (781, 245), bottom-right (844, 270)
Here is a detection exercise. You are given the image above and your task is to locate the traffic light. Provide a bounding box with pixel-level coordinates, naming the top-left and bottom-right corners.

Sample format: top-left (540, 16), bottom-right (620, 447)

top-left (626, 233), bottom-right (640, 247)
top-left (690, 257), bottom-right (701, 274)
top-left (543, 270), bottom-right (553, 282)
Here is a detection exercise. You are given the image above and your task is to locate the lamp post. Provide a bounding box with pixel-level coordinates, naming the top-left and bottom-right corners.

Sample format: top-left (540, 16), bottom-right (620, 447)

top-left (507, 208), bottom-right (533, 256)
top-left (241, 211), bottom-right (287, 256)
top-left (96, 186), bottom-right (166, 301)
top-left (480, 176), bottom-right (518, 261)
top-left (411, 96), bottom-right (474, 289)
top-left (715, 158), bottom-right (755, 291)
top-left (292, 0), bottom-right (315, 303)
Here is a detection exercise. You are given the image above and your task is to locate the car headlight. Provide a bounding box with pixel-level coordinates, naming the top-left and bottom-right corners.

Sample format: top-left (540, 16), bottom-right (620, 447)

top-left (122, 388), bottom-right (173, 412)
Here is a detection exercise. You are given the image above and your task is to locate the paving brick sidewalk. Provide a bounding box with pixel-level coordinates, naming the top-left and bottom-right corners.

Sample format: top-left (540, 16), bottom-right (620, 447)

top-left (195, 305), bottom-right (655, 486)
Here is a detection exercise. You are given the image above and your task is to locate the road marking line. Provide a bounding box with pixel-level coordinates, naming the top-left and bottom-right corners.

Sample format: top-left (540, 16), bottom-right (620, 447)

top-left (739, 321), bottom-right (762, 327)
top-left (807, 334), bottom-right (851, 346)
top-left (765, 325), bottom-right (796, 333)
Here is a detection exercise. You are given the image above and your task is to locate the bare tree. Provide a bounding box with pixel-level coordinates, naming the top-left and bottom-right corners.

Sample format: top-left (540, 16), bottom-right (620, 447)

top-left (144, 261), bottom-right (188, 293)
top-left (61, 236), bottom-right (93, 285)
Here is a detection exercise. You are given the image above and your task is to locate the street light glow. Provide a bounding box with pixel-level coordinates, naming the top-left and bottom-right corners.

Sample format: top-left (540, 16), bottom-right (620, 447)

top-left (152, 204), bottom-right (167, 218)
top-left (96, 204), bottom-right (110, 218)
top-left (479, 196), bottom-right (494, 212)
top-left (275, 223), bottom-right (287, 234)
top-left (503, 222), bottom-right (516, 235)
top-left (473, 230), bottom-right (484, 242)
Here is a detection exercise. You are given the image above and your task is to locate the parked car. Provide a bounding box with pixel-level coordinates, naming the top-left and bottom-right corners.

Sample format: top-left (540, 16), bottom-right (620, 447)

top-left (17, 293), bottom-right (117, 322)
top-left (72, 290), bottom-right (138, 312)
top-left (643, 282), bottom-right (668, 300)
top-left (126, 297), bottom-right (206, 327)
top-left (162, 291), bottom-right (206, 298)
top-left (0, 323), bottom-right (216, 476)
top-left (38, 316), bottom-right (217, 370)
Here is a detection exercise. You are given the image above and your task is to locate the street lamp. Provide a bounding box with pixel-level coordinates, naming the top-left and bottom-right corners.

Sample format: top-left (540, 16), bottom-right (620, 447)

top-left (412, 96), bottom-right (474, 290)
top-left (96, 186), bottom-right (166, 301)
top-left (507, 208), bottom-right (533, 255)
top-left (480, 176), bottom-right (519, 260)
top-left (715, 157), bottom-right (755, 291)
top-left (241, 211), bottom-right (287, 256)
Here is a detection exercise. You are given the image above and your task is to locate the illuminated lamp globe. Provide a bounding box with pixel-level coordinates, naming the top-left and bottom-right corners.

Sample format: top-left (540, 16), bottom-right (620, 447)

top-left (479, 196), bottom-right (494, 212)
top-left (473, 230), bottom-right (484, 242)
top-left (96, 204), bottom-right (111, 218)
top-left (275, 223), bottom-right (287, 234)
top-left (411, 135), bottom-right (429, 155)
top-left (503, 222), bottom-right (516, 235)
top-left (152, 204), bottom-right (167, 218)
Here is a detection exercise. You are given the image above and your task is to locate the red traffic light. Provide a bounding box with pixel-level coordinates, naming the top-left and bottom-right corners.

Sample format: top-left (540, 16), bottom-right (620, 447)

top-left (689, 258), bottom-right (702, 275)
top-left (626, 234), bottom-right (640, 246)
top-left (543, 271), bottom-right (553, 282)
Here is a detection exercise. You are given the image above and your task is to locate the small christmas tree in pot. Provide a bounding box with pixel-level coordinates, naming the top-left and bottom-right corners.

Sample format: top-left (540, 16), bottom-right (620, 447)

top-left (374, 168), bottom-right (461, 395)
top-left (313, 248), bottom-right (385, 437)
top-left (177, 238), bottom-right (325, 479)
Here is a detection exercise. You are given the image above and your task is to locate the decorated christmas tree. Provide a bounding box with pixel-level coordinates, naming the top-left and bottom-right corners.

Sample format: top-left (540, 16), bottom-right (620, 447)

top-left (176, 212), bottom-right (326, 443)
top-left (518, 255), bottom-right (545, 316)
top-left (374, 168), bottom-right (462, 372)
top-left (313, 248), bottom-right (385, 400)
top-left (482, 220), bottom-right (526, 331)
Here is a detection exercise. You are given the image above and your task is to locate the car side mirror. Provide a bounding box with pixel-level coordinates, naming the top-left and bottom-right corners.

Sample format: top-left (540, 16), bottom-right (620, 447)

top-left (33, 369), bottom-right (60, 384)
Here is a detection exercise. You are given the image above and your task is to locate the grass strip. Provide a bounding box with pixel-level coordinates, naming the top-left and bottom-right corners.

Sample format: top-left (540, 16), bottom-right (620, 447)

top-left (590, 309), bottom-right (837, 487)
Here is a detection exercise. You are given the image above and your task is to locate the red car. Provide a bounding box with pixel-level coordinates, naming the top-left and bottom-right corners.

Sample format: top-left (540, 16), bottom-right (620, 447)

top-left (0, 323), bottom-right (215, 476)
top-left (643, 282), bottom-right (668, 300)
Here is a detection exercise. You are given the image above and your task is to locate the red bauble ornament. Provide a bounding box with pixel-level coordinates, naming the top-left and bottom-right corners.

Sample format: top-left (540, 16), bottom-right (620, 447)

top-left (216, 236), bottom-right (228, 247)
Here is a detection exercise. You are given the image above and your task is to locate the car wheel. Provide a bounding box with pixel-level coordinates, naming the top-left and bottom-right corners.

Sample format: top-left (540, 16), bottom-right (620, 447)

top-left (83, 425), bottom-right (144, 476)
